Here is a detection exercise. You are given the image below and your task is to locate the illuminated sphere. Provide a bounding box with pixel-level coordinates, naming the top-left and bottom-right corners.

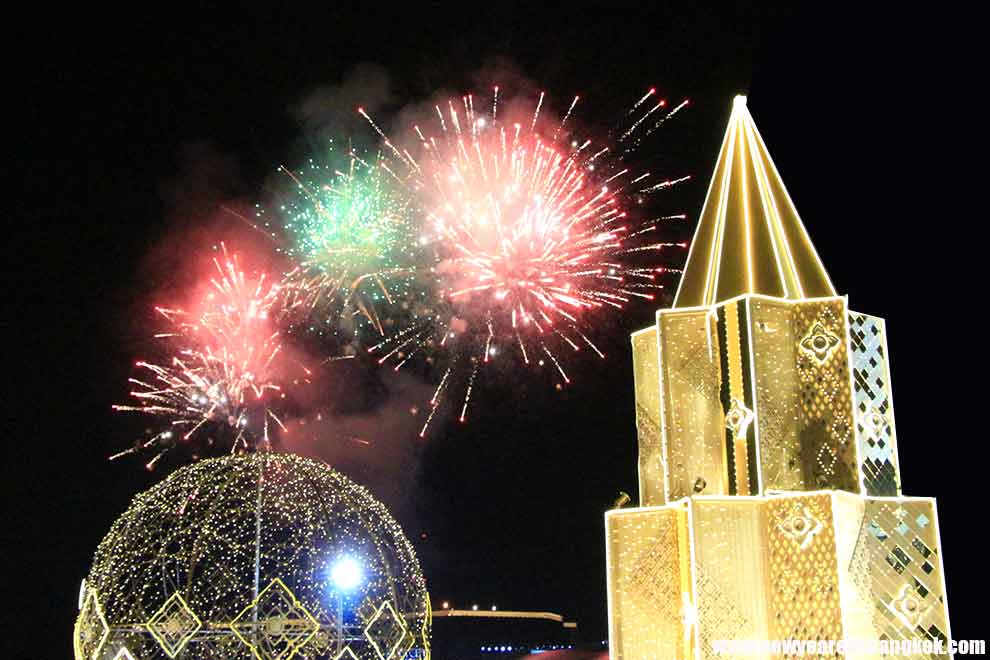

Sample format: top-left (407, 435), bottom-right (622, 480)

top-left (73, 453), bottom-right (431, 660)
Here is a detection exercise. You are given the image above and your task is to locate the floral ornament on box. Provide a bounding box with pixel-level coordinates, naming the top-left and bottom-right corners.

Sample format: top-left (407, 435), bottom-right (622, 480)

top-left (777, 506), bottom-right (824, 551)
top-left (890, 583), bottom-right (931, 629)
top-left (800, 321), bottom-right (841, 364)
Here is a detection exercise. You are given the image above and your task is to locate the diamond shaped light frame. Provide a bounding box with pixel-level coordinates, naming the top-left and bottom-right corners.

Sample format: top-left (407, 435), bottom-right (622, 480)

top-left (363, 600), bottom-right (409, 660)
top-left (74, 587), bottom-right (109, 660)
top-left (230, 578), bottom-right (319, 660)
top-left (146, 592), bottom-right (203, 658)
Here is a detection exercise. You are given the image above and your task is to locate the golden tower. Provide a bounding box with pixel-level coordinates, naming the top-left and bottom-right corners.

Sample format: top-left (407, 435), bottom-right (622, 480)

top-left (606, 97), bottom-right (951, 658)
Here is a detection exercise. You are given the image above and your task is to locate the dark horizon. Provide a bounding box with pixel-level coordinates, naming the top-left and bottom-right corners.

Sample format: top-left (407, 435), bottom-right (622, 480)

top-left (9, 5), bottom-right (982, 656)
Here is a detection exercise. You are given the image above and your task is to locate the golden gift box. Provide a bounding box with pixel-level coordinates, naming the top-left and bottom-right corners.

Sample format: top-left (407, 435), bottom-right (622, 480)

top-left (609, 96), bottom-right (949, 659)
top-left (605, 492), bottom-right (950, 659)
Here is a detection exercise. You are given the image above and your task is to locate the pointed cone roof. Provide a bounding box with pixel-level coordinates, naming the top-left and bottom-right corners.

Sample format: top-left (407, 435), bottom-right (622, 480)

top-left (673, 96), bottom-right (836, 308)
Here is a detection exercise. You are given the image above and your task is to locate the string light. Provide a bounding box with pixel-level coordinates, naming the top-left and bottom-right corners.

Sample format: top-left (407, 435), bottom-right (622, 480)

top-left (74, 453), bottom-right (430, 660)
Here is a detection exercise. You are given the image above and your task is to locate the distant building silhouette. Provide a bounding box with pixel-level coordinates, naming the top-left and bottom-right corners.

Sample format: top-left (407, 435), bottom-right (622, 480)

top-left (430, 607), bottom-right (600, 659)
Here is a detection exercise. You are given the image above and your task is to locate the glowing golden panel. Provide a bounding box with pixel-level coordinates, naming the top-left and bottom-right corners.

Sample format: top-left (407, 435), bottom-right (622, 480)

top-left (655, 308), bottom-right (726, 500)
top-left (631, 327), bottom-right (665, 506)
top-left (748, 296), bottom-right (803, 491)
top-left (646, 294), bottom-right (862, 499)
top-left (749, 296), bottom-right (860, 493)
top-left (689, 498), bottom-right (768, 656)
top-left (840, 494), bottom-right (952, 656)
top-left (848, 311), bottom-right (902, 496)
top-left (765, 493), bottom-right (844, 643)
top-left (604, 493), bottom-right (951, 659)
top-left (605, 505), bottom-right (689, 660)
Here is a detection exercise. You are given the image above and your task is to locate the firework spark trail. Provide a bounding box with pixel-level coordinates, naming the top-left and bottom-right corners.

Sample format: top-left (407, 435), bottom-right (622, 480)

top-left (542, 344), bottom-right (569, 383)
top-left (553, 95), bottom-right (580, 141)
top-left (639, 174), bottom-right (693, 194)
top-left (645, 98), bottom-right (691, 137)
top-left (459, 362), bottom-right (479, 422)
top-left (624, 98), bottom-right (692, 152)
top-left (419, 366), bottom-right (453, 437)
top-left (361, 86), bottom-right (690, 434)
top-left (627, 87), bottom-right (656, 116)
top-left (113, 245), bottom-right (303, 466)
top-left (620, 98), bottom-right (666, 141)
top-left (257, 146), bottom-right (424, 335)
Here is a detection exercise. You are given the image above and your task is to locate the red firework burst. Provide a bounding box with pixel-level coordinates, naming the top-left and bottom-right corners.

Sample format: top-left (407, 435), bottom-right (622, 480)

top-left (363, 87), bottom-right (690, 434)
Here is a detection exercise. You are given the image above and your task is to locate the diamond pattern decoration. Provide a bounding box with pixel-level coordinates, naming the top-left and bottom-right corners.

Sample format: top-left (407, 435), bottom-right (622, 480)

top-left (395, 632), bottom-right (417, 660)
top-left (627, 537), bottom-right (681, 622)
top-left (74, 588), bottom-right (110, 660)
top-left (851, 500), bottom-right (950, 647)
top-left (305, 629), bottom-right (335, 658)
top-left (230, 579), bottom-right (319, 660)
top-left (606, 508), bottom-right (685, 659)
top-left (794, 302), bottom-right (859, 491)
top-left (112, 648), bottom-right (137, 660)
top-left (849, 311), bottom-right (901, 496)
top-left (635, 402), bottom-right (665, 505)
top-left (364, 601), bottom-right (409, 660)
top-left (333, 647), bottom-right (361, 660)
top-left (766, 494), bottom-right (843, 645)
top-left (694, 566), bottom-right (749, 657)
top-left (146, 592), bottom-right (203, 658)
top-left (677, 341), bottom-right (721, 398)
top-left (357, 597), bottom-right (380, 625)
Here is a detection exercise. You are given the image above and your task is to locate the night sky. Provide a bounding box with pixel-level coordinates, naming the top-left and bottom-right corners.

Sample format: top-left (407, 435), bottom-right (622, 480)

top-left (10, 5), bottom-right (981, 656)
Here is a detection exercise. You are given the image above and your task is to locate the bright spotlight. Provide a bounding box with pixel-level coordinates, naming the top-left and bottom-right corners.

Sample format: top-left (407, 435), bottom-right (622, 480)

top-left (330, 557), bottom-right (363, 591)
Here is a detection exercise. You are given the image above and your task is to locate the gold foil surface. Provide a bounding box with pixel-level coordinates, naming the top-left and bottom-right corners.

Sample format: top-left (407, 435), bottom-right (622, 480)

top-left (631, 327), bottom-right (665, 506)
top-left (765, 493), bottom-right (845, 647)
top-left (656, 308), bottom-right (726, 499)
top-left (748, 296), bottom-right (861, 494)
top-left (842, 494), bottom-right (951, 657)
top-left (848, 312), bottom-right (901, 496)
top-left (605, 506), bottom-right (689, 660)
top-left (749, 297), bottom-right (804, 491)
top-left (689, 498), bottom-right (768, 658)
top-left (605, 494), bottom-right (951, 659)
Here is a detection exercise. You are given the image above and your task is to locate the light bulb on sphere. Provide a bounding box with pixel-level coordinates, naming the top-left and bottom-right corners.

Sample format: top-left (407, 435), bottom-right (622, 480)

top-left (330, 557), bottom-right (363, 592)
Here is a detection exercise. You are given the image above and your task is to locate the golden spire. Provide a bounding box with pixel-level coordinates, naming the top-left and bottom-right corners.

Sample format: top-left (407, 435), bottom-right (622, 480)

top-left (673, 96), bottom-right (836, 308)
